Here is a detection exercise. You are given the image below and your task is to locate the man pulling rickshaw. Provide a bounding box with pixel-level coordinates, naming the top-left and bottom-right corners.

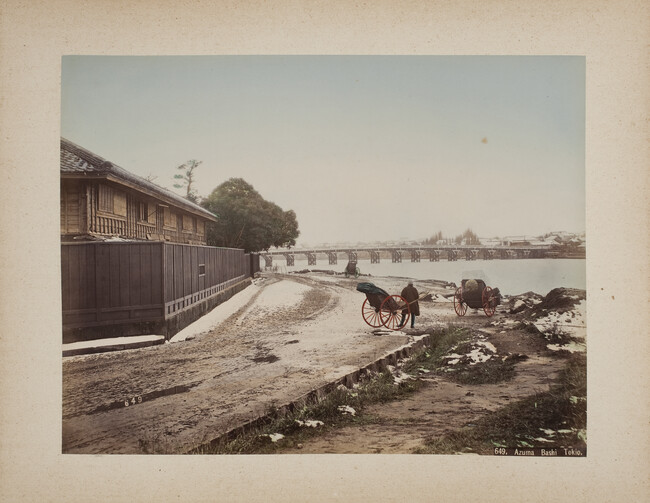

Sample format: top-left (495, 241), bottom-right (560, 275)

top-left (399, 281), bottom-right (420, 328)
top-left (356, 281), bottom-right (425, 330)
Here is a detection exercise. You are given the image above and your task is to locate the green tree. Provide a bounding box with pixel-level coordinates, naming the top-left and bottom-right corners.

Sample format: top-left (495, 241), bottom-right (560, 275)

top-left (201, 178), bottom-right (300, 252)
top-left (173, 159), bottom-right (202, 203)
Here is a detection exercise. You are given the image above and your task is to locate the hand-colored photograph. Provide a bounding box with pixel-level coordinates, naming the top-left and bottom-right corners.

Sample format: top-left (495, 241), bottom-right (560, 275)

top-left (61, 55), bottom-right (586, 456)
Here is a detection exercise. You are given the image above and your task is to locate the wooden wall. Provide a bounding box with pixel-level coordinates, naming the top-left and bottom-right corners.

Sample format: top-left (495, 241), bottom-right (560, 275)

top-left (60, 181), bottom-right (82, 235)
top-left (61, 179), bottom-right (211, 245)
top-left (61, 242), bottom-right (164, 329)
top-left (162, 244), bottom-right (249, 317)
top-left (61, 242), bottom-right (256, 333)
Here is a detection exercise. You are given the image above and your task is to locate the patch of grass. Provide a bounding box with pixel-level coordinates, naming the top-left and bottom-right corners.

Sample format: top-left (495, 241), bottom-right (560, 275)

top-left (524, 322), bottom-right (542, 334)
top-left (404, 328), bottom-right (515, 385)
top-left (414, 353), bottom-right (587, 454)
top-left (402, 327), bottom-right (471, 374)
top-left (447, 358), bottom-right (517, 385)
top-left (194, 369), bottom-right (422, 454)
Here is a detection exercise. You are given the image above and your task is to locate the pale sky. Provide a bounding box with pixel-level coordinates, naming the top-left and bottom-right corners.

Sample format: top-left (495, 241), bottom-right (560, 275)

top-left (61, 56), bottom-right (585, 247)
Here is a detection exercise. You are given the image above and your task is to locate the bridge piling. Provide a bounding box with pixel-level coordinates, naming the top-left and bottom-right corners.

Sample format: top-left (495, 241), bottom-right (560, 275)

top-left (262, 244), bottom-right (553, 266)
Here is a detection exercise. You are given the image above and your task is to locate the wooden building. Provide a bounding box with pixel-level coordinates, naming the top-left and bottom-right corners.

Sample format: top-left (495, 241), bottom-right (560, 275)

top-left (60, 137), bottom-right (217, 244)
top-left (60, 138), bottom-right (260, 343)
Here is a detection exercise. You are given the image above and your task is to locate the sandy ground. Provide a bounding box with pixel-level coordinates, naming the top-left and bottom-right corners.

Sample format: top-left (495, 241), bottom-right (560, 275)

top-left (62, 271), bottom-right (584, 454)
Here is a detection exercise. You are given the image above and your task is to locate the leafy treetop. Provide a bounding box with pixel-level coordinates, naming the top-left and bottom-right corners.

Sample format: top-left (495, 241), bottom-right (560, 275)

top-left (173, 159), bottom-right (202, 203)
top-left (201, 178), bottom-right (300, 253)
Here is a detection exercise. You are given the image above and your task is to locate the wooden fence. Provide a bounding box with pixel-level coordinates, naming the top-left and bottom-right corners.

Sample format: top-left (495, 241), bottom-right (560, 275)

top-left (61, 242), bottom-right (260, 339)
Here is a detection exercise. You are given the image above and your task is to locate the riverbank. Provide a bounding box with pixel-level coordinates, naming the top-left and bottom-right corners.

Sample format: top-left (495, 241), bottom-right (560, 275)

top-left (272, 257), bottom-right (586, 296)
top-left (62, 271), bottom-right (586, 454)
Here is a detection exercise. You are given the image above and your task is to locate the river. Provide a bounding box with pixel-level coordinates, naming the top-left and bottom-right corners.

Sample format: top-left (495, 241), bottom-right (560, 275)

top-left (271, 258), bottom-right (586, 296)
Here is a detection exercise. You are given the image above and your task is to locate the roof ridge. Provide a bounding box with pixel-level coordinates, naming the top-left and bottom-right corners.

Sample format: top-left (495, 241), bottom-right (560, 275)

top-left (60, 137), bottom-right (216, 220)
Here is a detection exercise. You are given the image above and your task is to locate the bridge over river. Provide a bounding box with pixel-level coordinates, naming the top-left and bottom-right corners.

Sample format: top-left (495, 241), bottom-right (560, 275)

top-left (261, 244), bottom-right (554, 267)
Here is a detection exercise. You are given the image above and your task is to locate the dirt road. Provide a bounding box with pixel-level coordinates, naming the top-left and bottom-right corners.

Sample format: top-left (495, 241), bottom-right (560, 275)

top-left (63, 273), bottom-right (432, 454)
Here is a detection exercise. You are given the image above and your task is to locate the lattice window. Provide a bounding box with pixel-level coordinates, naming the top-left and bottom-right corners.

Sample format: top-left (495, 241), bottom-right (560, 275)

top-left (163, 207), bottom-right (176, 228)
top-left (98, 184), bottom-right (126, 216)
top-left (113, 190), bottom-right (127, 216)
top-left (182, 214), bottom-right (194, 232)
top-left (98, 184), bottom-right (113, 213)
top-left (138, 202), bottom-right (148, 222)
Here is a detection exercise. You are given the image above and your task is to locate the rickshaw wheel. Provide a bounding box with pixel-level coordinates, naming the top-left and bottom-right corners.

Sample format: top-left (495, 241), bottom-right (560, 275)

top-left (361, 298), bottom-right (383, 328)
top-left (380, 295), bottom-right (410, 330)
top-left (453, 287), bottom-right (467, 316)
top-left (482, 286), bottom-right (497, 317)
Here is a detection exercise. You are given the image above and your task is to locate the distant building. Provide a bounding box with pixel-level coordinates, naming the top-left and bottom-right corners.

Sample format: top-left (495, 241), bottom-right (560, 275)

top-left (502, 238), bottom-right (531, 247)
top-left (60, 137), bottom-right (217, 245)
top-left (479, 238), bottom-right (502, 247)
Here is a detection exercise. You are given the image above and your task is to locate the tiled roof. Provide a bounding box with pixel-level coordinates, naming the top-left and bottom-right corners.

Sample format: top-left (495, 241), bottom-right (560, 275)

top-left (61, 137), bottom-right (217, 221)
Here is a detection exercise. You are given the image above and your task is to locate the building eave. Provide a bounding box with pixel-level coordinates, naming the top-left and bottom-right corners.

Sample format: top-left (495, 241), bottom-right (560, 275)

top-left (60, 137), bottom-right (218, 222)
